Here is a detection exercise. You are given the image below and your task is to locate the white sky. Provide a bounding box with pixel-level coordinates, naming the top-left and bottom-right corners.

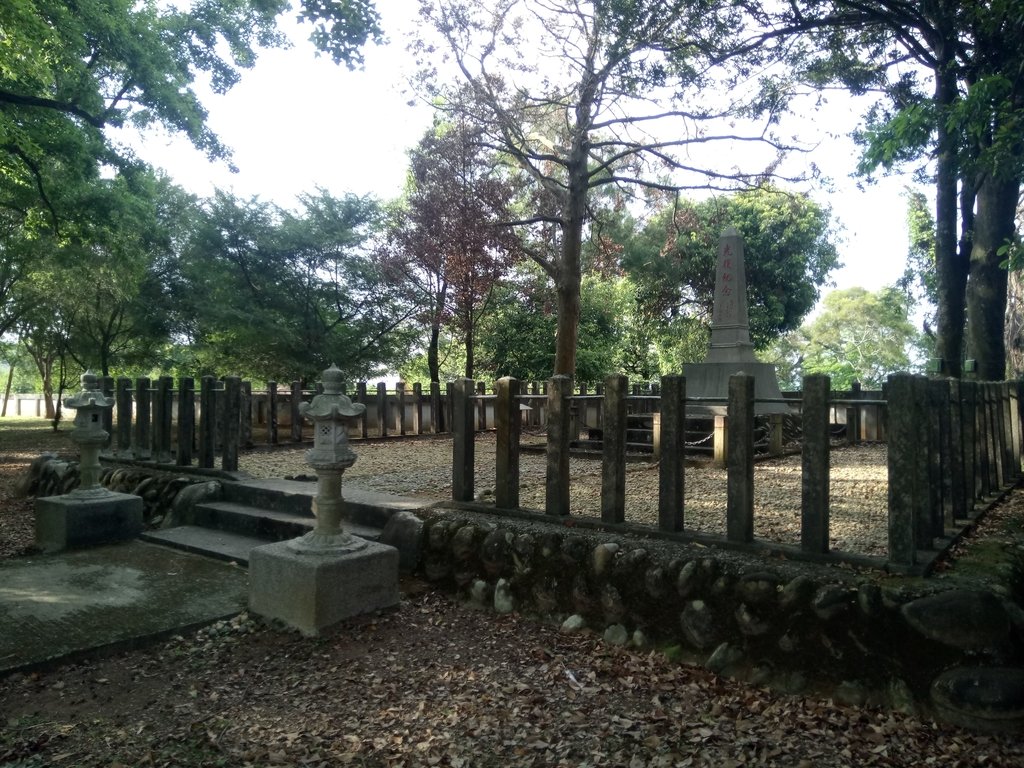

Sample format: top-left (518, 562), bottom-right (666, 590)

top-left (127, 1), bottom-right (922, 302)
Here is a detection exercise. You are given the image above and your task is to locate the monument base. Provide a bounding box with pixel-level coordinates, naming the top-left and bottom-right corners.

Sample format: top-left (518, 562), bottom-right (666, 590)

top-left (249, 538), bottom-right (400, 636)
top-left (35, 491), bottom-right (144, 553)
top-left (682, 361), bottom-right (792, 415)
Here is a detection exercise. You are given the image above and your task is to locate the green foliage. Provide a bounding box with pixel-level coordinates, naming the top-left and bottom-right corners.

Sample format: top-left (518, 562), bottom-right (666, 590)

top-left (178, 190), bottom-right (415, 382)
top-left (766, 286), bottom-right (925, 389)
top-left (622, 186), bottom-right (840, 350)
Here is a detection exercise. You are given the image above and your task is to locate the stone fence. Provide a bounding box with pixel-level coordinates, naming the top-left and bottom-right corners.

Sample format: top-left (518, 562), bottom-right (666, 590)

top-left (449, 372), bottom-right (1022, 574)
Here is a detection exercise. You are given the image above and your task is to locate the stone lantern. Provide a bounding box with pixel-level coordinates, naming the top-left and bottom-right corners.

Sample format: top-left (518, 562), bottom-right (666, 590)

top-left (64, 371), bottom-right (114, 497)
top-left (249, 365), bottom-right (399, 636)
top-left (289, 364), bottom-right (366, 553)
top-left (34, 370), bottom-right (143, 552)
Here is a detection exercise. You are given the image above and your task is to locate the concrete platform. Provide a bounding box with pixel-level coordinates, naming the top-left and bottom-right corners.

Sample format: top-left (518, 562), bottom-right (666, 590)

top-left (0, 541), bottom-right (248, 675)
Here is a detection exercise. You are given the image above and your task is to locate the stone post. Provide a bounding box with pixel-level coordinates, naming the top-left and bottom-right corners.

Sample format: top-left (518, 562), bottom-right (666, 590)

top-left (199, 375), bottom-right (217, 469)
top-left (430, 381), bottom-right (442, 434)
top-left (769, 413), bottom-right (784, 456)
top-left (601, 374), bottom-right (627, 524)
top-left (924, 378), bottom-right (944, 539)
top-left (546, 376), bottom-right (572, 516)
top-left (115, 377), bottom-right (132, 456)
top-left (947, 378), bottom-right (967, 521)
top-left (267, 381), bottom-right (279, 445)
top-left (961, 380), bottom-right (979, 508)
top-left (101, 376), bottom-right (114, 449)
top-left (357, 382), bottom-right (369, 439)
top-left (446, 382), bottom-right (455, 433)
top-left (887, 373), bottom-right (918, 567)
top-left (177, 377), bottom-right (195, 466)
top-left (222, 375), bottom-right (241, 472)
top-left (847, 380), bottom-right (862, 445)
top-left (241, 380), bottom-right (253, 448)
top-left (658, 375), bottom-right (685, 533)
top-left (530, 381), bottom-right (541, 427)
top-left (133, 376), bottom-right (151, 460)
top-left (477, 380), bottom-right (487, 431)
top-left (713, 415), bottom-right (728, 468)
top-left (801, 374), bottom-right (830, 554)
top-left (377, 382), bottom-right (388, 438)
top-left (249, 364), bottom-right (398, 636)
top-left (154, 375), bottom-right (173, 462)
top-left (726, 374), bottom-right (755, 543)
top-left (397, 382), bottom-right (407, 436)
top-left (413, 382), bottom-right (423, 435)
top-left (495, 377), bottom-right (521, 510)
top-left (34, 371), bottom-right (143, 552)
top-left (290, 380), bottom-right (303, 443)
top-left (1011, 382), bottom-right (1022, 481)
top-left (452, 378), bottom-right (475, 502)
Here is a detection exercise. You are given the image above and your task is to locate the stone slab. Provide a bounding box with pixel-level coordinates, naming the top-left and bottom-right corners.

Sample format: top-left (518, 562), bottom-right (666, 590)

top-left (141, 525), bottom-right (267, 566)
top-left (249, 538), bottom-right (400, 636)
top-left (35, 491), bottom-right (144, 553)
top-left (0, 541), bottom-right (248, 674)
top-left (682, 361), bottom-right (791, 415)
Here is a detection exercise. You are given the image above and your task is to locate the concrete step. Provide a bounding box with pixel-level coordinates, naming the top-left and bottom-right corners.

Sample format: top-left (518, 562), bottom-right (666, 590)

top-left (140, 526), bottom-right (265, 566)
top-left (191, 500), bottom-right (313, 541)
top-left (223, 479), bottom-right (435, 530)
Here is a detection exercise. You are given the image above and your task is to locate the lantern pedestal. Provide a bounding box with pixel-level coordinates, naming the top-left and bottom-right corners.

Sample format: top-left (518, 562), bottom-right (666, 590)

top-left (35, 492), bottom-right (143, 553)
top-left (249, 539), bottom-right (399, 636)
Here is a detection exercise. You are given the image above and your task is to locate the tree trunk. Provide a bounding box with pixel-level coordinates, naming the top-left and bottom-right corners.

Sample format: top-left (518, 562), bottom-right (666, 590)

top-left (553, 126), bottom-right (589, 378)
top-left (932, 57), bottom-right (967, 377)
top-left (427, 322), bottom-right (441, 384)
top-left (966, 173), bottom-right (1019, 380)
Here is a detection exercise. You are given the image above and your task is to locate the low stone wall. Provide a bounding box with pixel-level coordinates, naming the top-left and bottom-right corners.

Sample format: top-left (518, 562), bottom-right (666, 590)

top-left (18, 454), bottom-right (217, 528)
top-left (417, 508), bottom-right (1024, 727)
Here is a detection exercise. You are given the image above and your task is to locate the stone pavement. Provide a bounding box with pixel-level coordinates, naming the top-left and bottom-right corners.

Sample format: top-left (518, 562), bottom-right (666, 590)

top-left (0, 541), bottom-right (248, 674)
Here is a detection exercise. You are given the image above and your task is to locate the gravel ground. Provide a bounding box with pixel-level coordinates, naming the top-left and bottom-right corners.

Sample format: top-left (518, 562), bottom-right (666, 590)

top-left (240, 435), bottom-right (889, 557)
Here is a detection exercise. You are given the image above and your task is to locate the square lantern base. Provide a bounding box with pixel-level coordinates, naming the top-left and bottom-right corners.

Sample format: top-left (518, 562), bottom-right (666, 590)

top-left (35, 492), bottom-right (144, 553)
top-left (249, 539), bottom-right (400, 636)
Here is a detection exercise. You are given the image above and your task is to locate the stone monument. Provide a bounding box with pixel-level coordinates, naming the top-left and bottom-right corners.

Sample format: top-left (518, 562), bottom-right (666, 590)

top-left (35, 371), bottom-right (144, 552)
top-left (249, 364), bottom-right (400, 635)
top-left (683, 227), bottom-right (790, 415)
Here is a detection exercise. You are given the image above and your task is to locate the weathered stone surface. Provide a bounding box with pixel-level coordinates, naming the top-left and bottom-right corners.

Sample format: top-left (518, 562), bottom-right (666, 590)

top-left (469, 579), bottom-right (491, 607)
top-left (426, 520), bottom-right (453, 552)
top-left (512, 533), bottom-right (536, 576)
top-left (645, 566), bottom-right (668, 599)
top-left (378, 510), bottom-right (423, 573)
top-left (614, 548), bottom-right (649, 581)
top-left (166, 480), bottom-right (222, 528)
top-left (857, 583), bottom-right (883, 617)
top-left (572, 573), bottom-right (597, 614)
top-left (631, 629), bottom-right (649, 649)
top-left (249, 539), bottom-right (399, 637)
top-left (592, 542), bottom-right (619, 576)
top-left (494, 578), bottom-right (515, 614)
top-left (538, 532), bottom-right (562, 558)
top-left (735, 603), bottom-right (770, 636)
top-left (777, 633), bottom-right (797, 653)
top-left (560, 614), bottom-right (586, 634)
top-left (35, 492), bottom-right (144, 553)
top-left (481, 528), bottom-right (513, 576)
top-left (834, 680), bottom-right (868, 707)
top-left (736, 572), bottom-right (780, 606)
top-left (560, 535), bottom-right (589, 566)
top-left (450, 524), bottom-right (479, 562)
top-left (423, 555), bottom-right (452, 582)
top-left (931, 666), bottom-right (1024, 733)
top-left (779, 575), bottom-right (817, 611)
top-left (676, 561), bottom-right (701, 598)
top-left (812, 585), bottom-right (853, 621)
top-left (601, 584), bottom-right (626, 624)
top-left (681, 600), bottom-right (717, 650)
top-left (532, 578), bottom-right (560, 614)
top-left (603, 624), bottom-right (629, 646)
top-left (706, 642), bottom-right (744, 675)
top-left (711, 574), bottom-right (733, 596)
top-left (902, 590), bottom-right (1011, 652)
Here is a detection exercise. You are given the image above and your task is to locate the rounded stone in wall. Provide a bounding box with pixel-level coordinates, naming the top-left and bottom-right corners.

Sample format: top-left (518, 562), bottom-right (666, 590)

top-left (902, 590), bottom-right (1011, 653)
top-left (931, 666), bottom-right (1024, 733)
